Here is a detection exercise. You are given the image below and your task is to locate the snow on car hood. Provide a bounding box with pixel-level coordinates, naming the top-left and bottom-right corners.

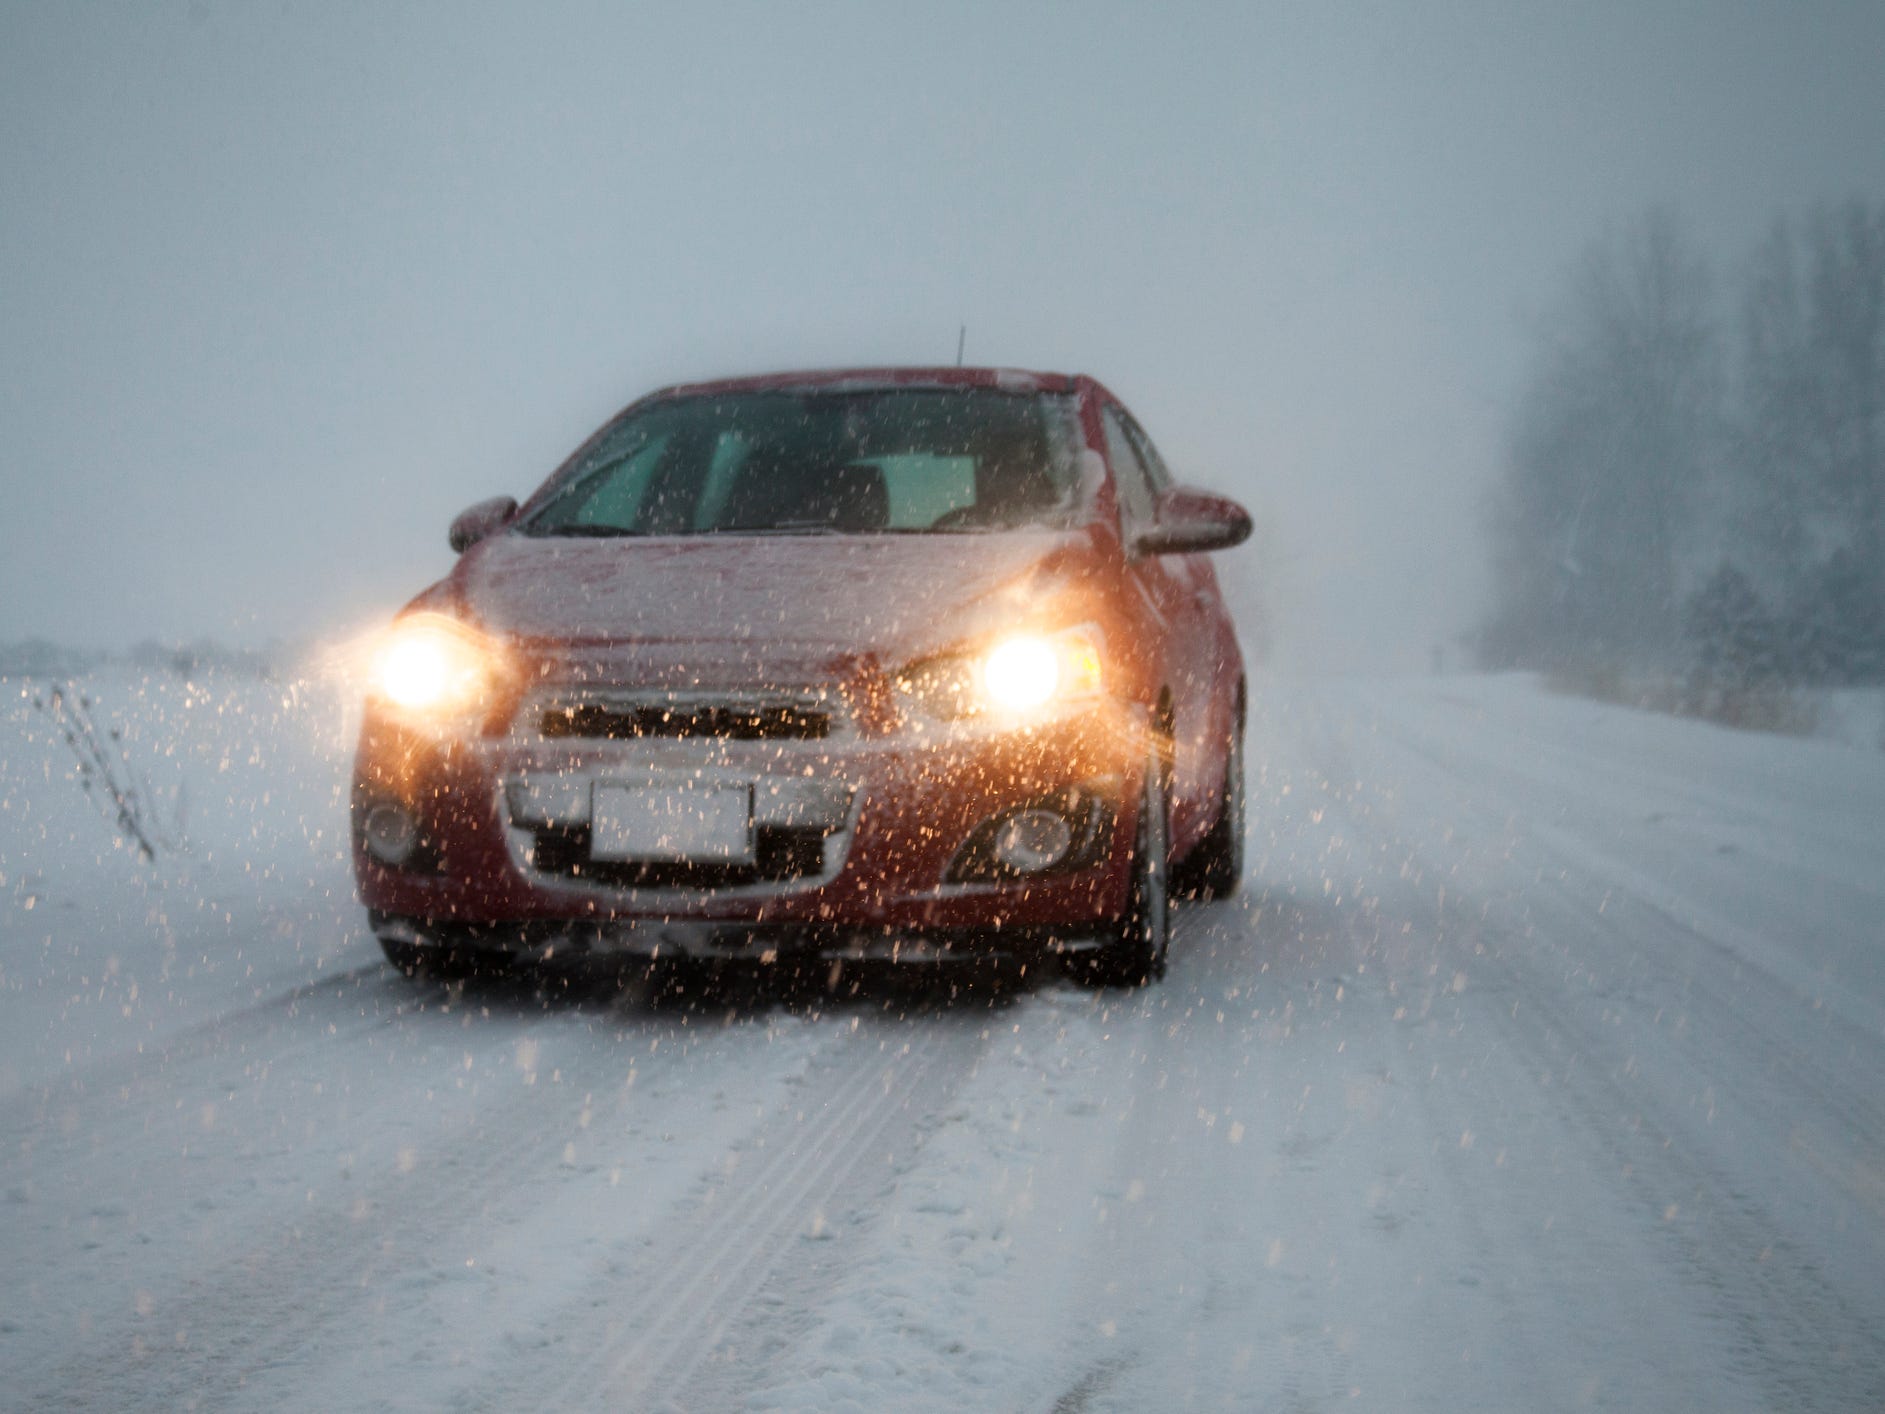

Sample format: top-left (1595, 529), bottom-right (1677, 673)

top-left (448, 528), bottom-right (1105, 678)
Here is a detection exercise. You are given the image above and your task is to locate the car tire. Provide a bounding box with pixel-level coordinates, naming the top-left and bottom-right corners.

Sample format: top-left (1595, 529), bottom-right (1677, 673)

top-left (1176, 715), bottom-right (1244, 900)
top-left (378, 928), bottom-right (501, 982)
top-left (380, 932), bottom-right (450, 977)
top-left (1080, 743), bottom-right (1171, 988)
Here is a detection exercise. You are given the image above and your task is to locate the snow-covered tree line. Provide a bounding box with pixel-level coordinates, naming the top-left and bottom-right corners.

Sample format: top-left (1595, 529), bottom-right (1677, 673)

top-left (1479, 199), bottom-right (1885, 692)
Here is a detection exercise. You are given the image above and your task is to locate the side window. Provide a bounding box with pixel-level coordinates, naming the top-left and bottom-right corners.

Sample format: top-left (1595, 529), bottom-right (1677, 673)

top-left (1121, 415), bottom-right (1174, 493)
top-left (1102, 405), bottom-right (1157, 533)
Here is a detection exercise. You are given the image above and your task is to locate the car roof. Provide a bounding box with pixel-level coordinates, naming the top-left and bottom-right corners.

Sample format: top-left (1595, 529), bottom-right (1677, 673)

top-left (644, 366), bottom-right (1090, 402)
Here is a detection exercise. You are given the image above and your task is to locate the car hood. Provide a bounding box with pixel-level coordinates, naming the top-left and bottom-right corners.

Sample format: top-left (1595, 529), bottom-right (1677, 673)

top-left (447, 528), bottom-right (1108, 680)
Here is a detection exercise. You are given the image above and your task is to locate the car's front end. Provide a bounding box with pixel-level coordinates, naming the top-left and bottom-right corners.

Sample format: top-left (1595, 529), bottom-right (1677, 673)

top-left (352, 599), bottom-right (1157, 970)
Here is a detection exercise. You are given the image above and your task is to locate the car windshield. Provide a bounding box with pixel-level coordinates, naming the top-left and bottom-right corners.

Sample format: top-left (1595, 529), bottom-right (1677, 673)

top-left (517, 387), bottom-right (1084, 537)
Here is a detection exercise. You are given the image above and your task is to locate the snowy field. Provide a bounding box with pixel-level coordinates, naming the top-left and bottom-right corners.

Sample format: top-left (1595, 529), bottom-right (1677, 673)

top-left (3, 669), bottom-right (1883, 1411)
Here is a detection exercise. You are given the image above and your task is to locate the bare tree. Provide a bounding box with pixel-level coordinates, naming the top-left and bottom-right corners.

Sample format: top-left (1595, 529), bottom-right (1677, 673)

top-left (31, 684), bottom-right (182, 862)
top-left (1731, 199), bottom-right (1885, 681)
top-left (1806, 201), bottom-right (1885, 596)
top-left (1734, 217), bottom-right (1815, 595)
top-left (1483, 210), bottom-right (1720, 670)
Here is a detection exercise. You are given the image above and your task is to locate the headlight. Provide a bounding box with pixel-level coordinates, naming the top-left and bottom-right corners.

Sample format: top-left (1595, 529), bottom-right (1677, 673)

top-left (371, 614), bottom-right (505, 715)
top-left (981, 636), bottom-right (1061, 711)
top-left (900, 626), bottom-right (1104, 721)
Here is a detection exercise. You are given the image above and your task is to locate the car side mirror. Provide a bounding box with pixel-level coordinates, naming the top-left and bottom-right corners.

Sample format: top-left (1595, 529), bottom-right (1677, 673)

top-left (1132, 486), bottom-right (1252, 556)
top-left (448, 496), bottom-right (519, 553)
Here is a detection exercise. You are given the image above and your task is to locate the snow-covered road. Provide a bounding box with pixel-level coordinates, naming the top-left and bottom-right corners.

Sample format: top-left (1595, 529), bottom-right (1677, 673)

top-left (4, 673), bottom-right (1883, 1411)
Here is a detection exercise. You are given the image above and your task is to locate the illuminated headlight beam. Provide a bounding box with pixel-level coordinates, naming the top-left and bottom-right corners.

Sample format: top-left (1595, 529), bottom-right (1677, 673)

top-left (900, 625), bottom-right (1105, 722)
top-left (981, 636), bottom-right (1061, 712)
top-left (372, 614), bottom-right (502, 714)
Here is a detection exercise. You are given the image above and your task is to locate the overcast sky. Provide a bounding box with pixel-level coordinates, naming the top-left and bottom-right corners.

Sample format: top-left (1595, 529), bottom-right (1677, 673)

top-left (5, 0), bottom-right (1884, 672)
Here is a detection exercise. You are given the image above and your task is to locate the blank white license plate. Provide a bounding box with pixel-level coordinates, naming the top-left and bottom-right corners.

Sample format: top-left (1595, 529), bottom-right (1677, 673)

top-left (590, 782), bottom-right (754, 864)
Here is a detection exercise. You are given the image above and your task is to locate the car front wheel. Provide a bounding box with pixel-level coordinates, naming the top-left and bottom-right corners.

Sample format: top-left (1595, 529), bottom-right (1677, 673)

top-left (377, 924), bottom-right (506, 982)
top-left (1177, 714), bottom-right (1244, 900)
top-left (1079, 745), bottom-right (1171, 988)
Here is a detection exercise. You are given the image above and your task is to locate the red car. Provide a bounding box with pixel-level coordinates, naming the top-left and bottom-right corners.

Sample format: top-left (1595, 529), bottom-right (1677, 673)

top-left (352, 367), bottom-right (1250, 987)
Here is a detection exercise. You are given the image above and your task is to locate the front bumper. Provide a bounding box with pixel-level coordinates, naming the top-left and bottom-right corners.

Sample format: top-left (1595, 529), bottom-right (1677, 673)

top-left (368, 911), bottom-right (1103, 965)
top-left (352, 693), bottom-right (1153, 956)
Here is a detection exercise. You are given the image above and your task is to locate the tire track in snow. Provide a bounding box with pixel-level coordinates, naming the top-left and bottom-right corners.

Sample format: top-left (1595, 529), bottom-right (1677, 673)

top-left (16, 994), bottom-right (782, 1412)
top-left (20, 1024), bottom-right (589, 1411)
top-left (499, 1018), bottom-right (986, 1413)
top-left (1374, 710), bottom-right (1885, 1043)
top-left (1373, 709), bottom-right (1885, 1197)
top-left (0, 962), bottom-right (463, 1267)
top-left (1355, 706), bottom-right (1885, 1407)
top-left (0, 957), bottom-right (396, 1125)
top-left (1003, 904), bottom-right (1357, 1414)
top-left (1468, 886), bottom-right (1885, 1408)
top-left (1048, 1352), bottom-right (1132, 1413)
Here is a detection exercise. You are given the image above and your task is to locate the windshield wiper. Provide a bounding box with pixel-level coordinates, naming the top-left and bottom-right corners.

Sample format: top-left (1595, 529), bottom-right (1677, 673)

top-left (707, 520), bottom-right (839, 536)
top-left (526, 524), bottom-right (650, 538)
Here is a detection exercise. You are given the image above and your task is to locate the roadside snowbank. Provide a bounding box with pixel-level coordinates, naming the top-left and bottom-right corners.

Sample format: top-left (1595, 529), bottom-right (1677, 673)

top-left (0, 668), bottom-right (367, 1097)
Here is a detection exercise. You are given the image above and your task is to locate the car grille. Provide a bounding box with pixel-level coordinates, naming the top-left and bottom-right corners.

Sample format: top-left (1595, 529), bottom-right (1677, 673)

top-left (533, 690), bottom-right (842, 742)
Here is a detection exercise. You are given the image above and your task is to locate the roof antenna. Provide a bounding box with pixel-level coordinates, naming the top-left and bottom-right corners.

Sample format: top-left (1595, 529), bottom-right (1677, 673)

top-left (955, 324), bottom-right (966, 367)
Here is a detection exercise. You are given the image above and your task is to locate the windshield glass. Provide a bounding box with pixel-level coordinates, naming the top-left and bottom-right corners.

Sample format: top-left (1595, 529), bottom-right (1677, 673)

top-left (518, 387), bottom-right (1084, 537)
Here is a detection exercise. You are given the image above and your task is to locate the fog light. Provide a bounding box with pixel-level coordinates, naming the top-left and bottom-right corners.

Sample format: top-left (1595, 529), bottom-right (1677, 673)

top-left (991, 809), bottom-right (1075, 874)
top-left (363, 802), bottom-right (420, 865)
